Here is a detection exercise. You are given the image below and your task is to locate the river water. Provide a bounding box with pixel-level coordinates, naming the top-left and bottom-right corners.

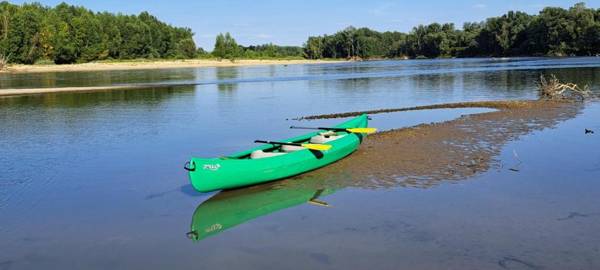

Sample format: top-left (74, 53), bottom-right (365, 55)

top-left (1, 58), bottom-right (600, 269)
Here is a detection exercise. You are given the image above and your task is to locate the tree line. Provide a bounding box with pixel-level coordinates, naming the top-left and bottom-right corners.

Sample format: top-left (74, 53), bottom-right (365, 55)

top-left (304, 3), bottom-right (600, 59)
top-left (1, 2), bottom-right (599, 65)
top-left (209, 32), bottom-right (302, 60)
top-left (0, 1), bottom-right (303, 64)
top-left (0, 1), bottom-right (197, 64)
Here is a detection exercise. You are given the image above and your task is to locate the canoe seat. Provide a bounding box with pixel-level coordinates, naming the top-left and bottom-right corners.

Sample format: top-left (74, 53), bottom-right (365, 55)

top-left (310, 131), bottom-right (346, 144)
top-left (250, 150), bottom-right (286, 159)
top-left (281, 145), bottom-right (305, 152)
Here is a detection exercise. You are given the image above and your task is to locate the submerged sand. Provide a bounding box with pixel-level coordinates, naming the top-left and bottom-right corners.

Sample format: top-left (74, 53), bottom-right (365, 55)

top-left (251, 100), bottom-right (583, 192)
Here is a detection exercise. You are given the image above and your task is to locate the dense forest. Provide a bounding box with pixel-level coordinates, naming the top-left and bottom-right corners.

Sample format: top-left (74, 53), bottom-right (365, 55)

top-left (0, 1), bottom-right (197, 64)
top-left (1, 2), bottom-right (600, 65)
top-left (304, 3), bottom-right (600, 59)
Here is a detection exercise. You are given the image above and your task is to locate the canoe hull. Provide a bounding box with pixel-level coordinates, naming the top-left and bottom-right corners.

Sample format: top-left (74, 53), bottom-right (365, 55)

top-left (187, 114), bottom-right (368, 192)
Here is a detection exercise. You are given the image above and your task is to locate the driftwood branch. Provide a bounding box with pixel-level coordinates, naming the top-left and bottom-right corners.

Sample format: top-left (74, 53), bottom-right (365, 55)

top-left (538, 74), bottom-right (591, 101)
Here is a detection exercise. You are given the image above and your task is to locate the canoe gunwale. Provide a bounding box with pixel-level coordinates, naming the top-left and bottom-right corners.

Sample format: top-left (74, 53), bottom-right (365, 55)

top-left (187, 114), bottom-right (369, 192)
top-left (226, 114), bottom-right (367, 159)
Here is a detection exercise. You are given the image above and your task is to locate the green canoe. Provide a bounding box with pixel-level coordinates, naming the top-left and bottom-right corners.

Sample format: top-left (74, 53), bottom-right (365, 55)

top-left (185, 114), bottom-right (369, 192)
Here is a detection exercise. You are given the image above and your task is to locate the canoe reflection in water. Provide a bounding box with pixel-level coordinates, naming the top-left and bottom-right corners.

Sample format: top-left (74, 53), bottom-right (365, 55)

top-left (186, 176), bottom-right (336, 242)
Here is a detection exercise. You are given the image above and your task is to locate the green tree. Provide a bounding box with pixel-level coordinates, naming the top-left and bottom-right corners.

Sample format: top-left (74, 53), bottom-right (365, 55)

top-left (213, 32), bottom-right (240, 61)
top-left (0, 1), bottom-right (197, 64)
top-left (177, 38), bottom-right (197, 58)
top-left (303, 3), bottom-right (600, 59)
top-left (303, 36), bottom-right (323, 59)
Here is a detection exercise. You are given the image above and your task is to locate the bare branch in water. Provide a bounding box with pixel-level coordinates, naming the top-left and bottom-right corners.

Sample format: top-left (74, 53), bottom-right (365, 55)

top-left (538, 74), bottom-right (591, 101)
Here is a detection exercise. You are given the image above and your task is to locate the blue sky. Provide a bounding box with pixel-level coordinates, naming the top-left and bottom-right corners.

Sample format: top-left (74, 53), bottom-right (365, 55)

top-left (11, 0), bottom-right (600, 50)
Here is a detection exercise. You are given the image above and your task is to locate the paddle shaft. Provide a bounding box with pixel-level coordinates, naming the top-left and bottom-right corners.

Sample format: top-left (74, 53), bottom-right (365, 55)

top-left (255, 139), bottom-right (332, 151)
top-left (290, 126), bottom-right (347, 132)
top-left (254, 140), bottom-right (304, 147)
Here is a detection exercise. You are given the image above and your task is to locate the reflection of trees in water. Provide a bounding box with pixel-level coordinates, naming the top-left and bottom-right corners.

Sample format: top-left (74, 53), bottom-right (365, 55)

top-left (408, 71), bottom-right (535, 97)
top-left (0, 86), bottom-right (195, 108)
top-left (306, 67), bottom-right (600, 100)
top-left (409, 73), bottom-right (456, 92)
top-left (216, 67), bottom-right (239, 91)
top-left (217, 83), bottom-right (237, 91)
top-left (470, 68), bottom-right (600, 96)
top-left (478, 70), bottom-right (534, 92)
top-left (306, 77), bottom-right (371, 92)
top-left (0, 86), bottom-right (196, 141)
top-left (405, 69), bottom-right (597, 98)
top-left (546, 68), bottom-right (600, 94)
top-left (340, 78), bottom-right (372, 90)
top-left (306, 70), bottom-right (532, 98)
top-left (0, 69), bottom-right (197, 89)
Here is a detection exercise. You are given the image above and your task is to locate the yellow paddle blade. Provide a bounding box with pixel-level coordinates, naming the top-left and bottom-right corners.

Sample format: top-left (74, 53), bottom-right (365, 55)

top-left (347, 127), bottom-right (377, 134)
top-left (300, 143), bottom-right (332, 151)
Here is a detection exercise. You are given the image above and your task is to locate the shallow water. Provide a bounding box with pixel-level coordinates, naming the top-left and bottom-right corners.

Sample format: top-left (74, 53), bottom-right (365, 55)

top-left (1, 58), bottom-right (600, 269)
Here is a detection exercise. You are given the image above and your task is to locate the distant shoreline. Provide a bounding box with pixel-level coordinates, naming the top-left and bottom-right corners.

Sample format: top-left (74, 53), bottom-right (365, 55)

top-left (0, 59), bottom-right (348, 97)
top-left (0, 59), bottom-right (346, 74)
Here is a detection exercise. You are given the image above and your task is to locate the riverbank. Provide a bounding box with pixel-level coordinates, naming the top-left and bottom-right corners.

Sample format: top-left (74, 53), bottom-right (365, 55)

top-left (0, 59), bottom-right (345, 74)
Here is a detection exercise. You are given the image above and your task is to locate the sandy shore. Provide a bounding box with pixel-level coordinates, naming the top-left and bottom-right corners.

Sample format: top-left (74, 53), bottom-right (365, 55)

top-left (1, 59), bottom-right (344, 74)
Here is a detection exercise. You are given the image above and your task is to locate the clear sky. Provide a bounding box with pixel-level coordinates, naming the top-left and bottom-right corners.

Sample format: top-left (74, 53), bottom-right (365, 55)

top-left (10, 0), bottom-right (600, 50)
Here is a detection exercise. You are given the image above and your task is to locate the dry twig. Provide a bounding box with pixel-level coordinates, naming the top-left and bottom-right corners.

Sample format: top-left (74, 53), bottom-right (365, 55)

top-left (538, 74), bottom-right (591, 100)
